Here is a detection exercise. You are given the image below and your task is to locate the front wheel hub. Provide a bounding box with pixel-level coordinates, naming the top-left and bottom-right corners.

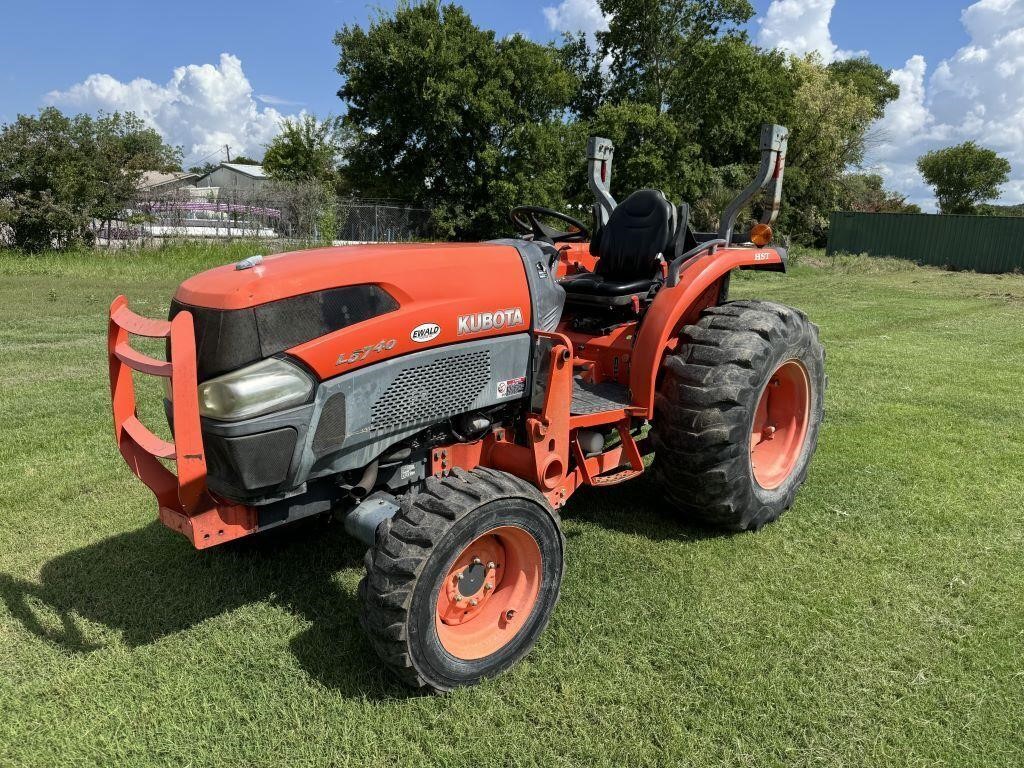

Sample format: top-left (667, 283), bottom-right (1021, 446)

top-left (435, 526), bottom-right (542, 659)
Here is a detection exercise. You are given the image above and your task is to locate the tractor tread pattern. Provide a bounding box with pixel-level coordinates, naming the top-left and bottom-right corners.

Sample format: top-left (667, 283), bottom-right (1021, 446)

top-left (652, 300), bottom-right (824, 531)
top-left (358, 467), bottom-right (561, 692)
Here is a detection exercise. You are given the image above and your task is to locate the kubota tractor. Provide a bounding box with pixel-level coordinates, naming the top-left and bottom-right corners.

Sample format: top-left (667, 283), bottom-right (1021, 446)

top-left (108, 124), bottom-right (824, 692)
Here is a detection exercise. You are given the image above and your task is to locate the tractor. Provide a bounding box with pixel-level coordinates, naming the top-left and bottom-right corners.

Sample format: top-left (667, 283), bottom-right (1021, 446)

top-left (107, 124), bottom-right (825, 692)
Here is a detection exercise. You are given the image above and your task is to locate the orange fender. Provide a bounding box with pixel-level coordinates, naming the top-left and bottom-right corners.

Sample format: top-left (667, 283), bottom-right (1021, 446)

top-left (629, 247), bottom-right (785, 415)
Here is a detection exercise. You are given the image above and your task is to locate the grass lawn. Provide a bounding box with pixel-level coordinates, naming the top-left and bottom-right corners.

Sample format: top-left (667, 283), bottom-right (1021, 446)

top-left (1, 242), bottom-right (1023, 767)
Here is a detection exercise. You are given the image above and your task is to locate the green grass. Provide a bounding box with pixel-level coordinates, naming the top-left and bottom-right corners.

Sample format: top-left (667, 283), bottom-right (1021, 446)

top-left (1, 243), bottom-right (1023, 767)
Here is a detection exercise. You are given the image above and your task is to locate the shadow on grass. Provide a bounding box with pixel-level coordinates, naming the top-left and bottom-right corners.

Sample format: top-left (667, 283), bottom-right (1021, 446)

top-left (564, 474), bottom-right (737, 544)
top-left (0, 515), bottom-right (413, 700)
top-left (0, 476), bottom-right (731, 698)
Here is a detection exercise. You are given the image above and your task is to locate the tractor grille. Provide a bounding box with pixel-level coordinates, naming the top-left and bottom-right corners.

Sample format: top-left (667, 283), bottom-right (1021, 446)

top-left (370, 350), bottom-right (491, 432)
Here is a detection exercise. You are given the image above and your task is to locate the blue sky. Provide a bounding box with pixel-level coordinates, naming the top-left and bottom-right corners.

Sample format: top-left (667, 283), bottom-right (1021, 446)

top-left (2, 0), bottom-right (1022, 208)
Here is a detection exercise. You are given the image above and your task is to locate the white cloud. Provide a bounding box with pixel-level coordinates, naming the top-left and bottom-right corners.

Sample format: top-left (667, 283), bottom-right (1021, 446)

top-left (47, 54), bottom-right (296, 164)
top-left (543, 0), bottom-right (609, 43)
top-left (866, 0), bottom-right (1024, 209)
top-left (756, 0), bottom-right (863, 64)
top-left (256, 94), bottom-right (304, 108)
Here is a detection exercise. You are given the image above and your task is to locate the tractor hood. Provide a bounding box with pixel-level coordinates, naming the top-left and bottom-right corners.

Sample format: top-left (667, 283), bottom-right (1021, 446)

top-left (175, 242), bottom-right (522, 310)
top-left (170, 241), bottom-right (543, 382)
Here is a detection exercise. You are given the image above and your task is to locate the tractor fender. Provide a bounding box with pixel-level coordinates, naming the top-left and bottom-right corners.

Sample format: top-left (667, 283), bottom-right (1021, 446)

top-left (629, 247), bottom-right (786, 415)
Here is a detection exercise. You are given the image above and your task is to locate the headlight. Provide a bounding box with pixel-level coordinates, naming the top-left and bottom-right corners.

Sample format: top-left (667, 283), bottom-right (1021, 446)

top-left (198, 358), bottom-right (313, 422)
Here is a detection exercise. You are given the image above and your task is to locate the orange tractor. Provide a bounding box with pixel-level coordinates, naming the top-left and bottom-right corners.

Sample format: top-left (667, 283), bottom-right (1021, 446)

top-left (108, 124), bottom-right (824, 692)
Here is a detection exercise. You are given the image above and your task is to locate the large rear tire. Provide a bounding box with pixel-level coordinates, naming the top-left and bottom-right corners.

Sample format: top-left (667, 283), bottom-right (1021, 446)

top-left (652, 300), bottom-right (825, 531)
top-left (359, 468), bottom-right (564, 693)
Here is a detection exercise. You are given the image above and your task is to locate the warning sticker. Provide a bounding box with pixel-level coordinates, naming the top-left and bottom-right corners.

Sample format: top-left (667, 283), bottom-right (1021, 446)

top-left (496, 376), bottom-right (527, 399)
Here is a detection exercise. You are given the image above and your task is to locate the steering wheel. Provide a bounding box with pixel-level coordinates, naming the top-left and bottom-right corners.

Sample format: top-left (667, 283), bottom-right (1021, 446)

top-left (509, 205), bottom-right (590, 244)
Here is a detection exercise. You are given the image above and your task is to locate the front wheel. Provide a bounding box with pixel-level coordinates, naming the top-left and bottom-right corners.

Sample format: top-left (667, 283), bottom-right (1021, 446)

top-left (359, 468), bottom-right (564, 692)
top-left (652, 300), bottom-right (826, 531)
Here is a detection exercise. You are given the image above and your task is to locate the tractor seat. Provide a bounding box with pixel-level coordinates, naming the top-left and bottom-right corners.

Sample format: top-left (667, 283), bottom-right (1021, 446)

top-left (562, 189), bottom-right (686, 305)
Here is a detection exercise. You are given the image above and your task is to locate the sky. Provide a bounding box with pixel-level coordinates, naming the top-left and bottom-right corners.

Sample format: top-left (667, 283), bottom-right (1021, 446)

top-left (1, 0), bottom-right (1021, 210)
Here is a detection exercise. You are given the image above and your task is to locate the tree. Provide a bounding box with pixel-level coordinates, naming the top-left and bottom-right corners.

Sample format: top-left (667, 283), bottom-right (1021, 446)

top-left (596, 0), bottom-right (755, 110)
top-left (582, 102), bottom-right (707, 205)
top-left (0, 107), bottom-right (181, 251)
top-left (827, 57), bottom-right (900, 121)
top-left (335, 2), bottom-right (574, 239)
top-left (229, 155), bottom-right (261, 165)
top-left (189, 161), bottom-right (219, 176)
top-left (917, 141), bottom-right (1011, 214)
top-left (91, 112), bottom-right (183, 225)
top-left (838, 173), bottom-right (921, 214)
top-left (774, 56), bottom-right (878, 242)
top-left (263, 115), bottom-right (346, 183)
top-left (977, 202), bottom-right (1024, 217)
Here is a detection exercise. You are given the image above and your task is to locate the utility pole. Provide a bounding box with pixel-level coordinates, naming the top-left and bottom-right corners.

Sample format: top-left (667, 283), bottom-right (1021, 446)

top-left (225, 144), bottom-right (232, 163)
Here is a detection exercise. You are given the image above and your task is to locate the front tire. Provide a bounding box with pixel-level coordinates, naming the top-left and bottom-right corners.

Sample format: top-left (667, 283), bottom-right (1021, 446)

top-left (359, 468), bottom-right (564, 693)
top-left (652, 300), bottom-right (825, 531)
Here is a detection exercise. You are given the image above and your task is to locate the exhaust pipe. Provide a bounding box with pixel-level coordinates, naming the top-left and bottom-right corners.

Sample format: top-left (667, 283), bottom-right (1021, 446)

top-left (339, 459), bottom-right (379, 500)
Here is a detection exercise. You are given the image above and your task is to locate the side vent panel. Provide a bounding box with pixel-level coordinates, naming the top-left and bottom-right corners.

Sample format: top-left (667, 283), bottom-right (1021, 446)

top-left (371, 350), bottom-right (491, 432)
top-left (312, 392), bottom-right (347, 456)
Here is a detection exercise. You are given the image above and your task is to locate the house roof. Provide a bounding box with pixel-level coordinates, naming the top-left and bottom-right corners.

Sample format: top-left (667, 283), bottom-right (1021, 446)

top-left (138, 170), bottom-right (200, 190)
top-left (219, 163), bottom-right (268, 179)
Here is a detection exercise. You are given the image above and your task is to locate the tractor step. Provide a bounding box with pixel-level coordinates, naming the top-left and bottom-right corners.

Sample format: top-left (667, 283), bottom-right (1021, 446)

top-left (570, 378), bottom-right (630, 416)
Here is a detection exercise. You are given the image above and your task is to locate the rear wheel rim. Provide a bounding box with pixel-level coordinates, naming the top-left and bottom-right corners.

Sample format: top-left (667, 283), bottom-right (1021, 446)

top-left (435, 526), bottom-right (542, 660)
top-left (750, 359), bottom-right (811, 490)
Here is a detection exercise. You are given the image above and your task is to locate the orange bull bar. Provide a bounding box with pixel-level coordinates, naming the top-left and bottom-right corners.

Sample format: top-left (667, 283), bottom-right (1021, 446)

top-left (107, 296), bottom-right (257, 549)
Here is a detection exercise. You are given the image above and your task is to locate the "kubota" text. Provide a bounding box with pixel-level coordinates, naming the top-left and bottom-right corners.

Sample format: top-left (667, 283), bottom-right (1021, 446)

top-left (457, 307), bottom-right (525, 336)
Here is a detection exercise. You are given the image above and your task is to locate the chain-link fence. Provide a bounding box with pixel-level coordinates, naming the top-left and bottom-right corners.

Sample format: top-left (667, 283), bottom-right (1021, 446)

top-left (96, 182), bottom-right (431, 245)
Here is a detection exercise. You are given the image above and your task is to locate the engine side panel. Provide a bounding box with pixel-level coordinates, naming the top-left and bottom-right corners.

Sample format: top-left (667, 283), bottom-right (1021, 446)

top-left (200, 334), bottom-right (532, 503)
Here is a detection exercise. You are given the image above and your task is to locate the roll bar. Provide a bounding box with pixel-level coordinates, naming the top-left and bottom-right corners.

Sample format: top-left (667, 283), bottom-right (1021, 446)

top-left (587, 123), bottom-right (788, 245)
top-left (587, 136), bottom-right (616, 228)
top-left (718, 123), bottom-right (789, 245)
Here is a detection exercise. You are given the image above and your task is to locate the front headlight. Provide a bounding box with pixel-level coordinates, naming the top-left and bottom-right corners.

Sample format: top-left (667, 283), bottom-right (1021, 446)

top-left (198, 358), bottom-right (313, 422)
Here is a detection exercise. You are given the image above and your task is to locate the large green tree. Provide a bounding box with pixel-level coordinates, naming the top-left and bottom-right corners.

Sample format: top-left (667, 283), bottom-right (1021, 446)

top-left (917, 141), bottom-right (1011, 214)
top-left (263, 114), bottom-right (347, 184)
top-left (826, 57), bottom-right (900, 121)
top-left (334, 1), bottom-right (574, 238)
top-left (333, 1), bottom-right (902, 244)
top-left (0, 108), bottom-right (181, 251)
top-left (776, 56), bottom-right (879, 241)
top-left (597, 0), bottom-right (755, 110)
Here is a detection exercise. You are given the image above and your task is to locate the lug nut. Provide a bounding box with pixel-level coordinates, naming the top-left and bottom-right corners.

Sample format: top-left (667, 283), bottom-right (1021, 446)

top-left (472, 557), bottom-right (481, 565)
top-left (455, 595), bottom-right (463, 603)
top-left (505, 609), bottom-right (516, 621)
top-left (486, 561), bottom-right (496, 569)
top-left (470, 598), bottom-right (478, 607)
top-left (457, 573), bottom-right (464, 581)
top-left (484, 583), bottom-right (493, 591)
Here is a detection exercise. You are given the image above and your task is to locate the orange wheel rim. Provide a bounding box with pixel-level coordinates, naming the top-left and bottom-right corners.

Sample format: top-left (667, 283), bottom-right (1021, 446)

top-left (435, 526), bottom-right (542, 660)
top-left (750, 359), bottom-right (811, 490)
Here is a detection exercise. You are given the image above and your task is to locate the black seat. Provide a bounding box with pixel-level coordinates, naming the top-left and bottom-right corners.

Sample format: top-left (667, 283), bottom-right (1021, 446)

top-left (562, 189), bottom-right (693, 304)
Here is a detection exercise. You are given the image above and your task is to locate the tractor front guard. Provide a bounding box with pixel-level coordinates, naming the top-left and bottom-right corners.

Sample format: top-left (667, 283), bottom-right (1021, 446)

top-left (107, 296), bottom-right (257, 549)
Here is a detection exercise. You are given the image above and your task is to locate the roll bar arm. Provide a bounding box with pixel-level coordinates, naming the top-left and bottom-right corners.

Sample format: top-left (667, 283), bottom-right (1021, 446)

top-left (718, 124), bottom-right (789, 246)
top-left (587, 136), bottom-right (616, 228)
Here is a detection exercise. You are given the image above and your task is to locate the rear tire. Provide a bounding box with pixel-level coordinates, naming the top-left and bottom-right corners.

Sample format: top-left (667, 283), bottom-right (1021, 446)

top-left (652, 300), bottom-right (825, 531)
top-left (359, 468), bottom-right (564, 693)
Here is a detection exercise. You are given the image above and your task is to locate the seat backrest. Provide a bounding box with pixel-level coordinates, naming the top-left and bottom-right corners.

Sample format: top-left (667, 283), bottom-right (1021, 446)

top-left (592, 189), bottom-right (676, 281)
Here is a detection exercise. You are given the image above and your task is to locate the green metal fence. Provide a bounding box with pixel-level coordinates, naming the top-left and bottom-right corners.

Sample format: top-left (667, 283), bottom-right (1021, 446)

top-left (827, 212), bottom-right (1024, 273)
